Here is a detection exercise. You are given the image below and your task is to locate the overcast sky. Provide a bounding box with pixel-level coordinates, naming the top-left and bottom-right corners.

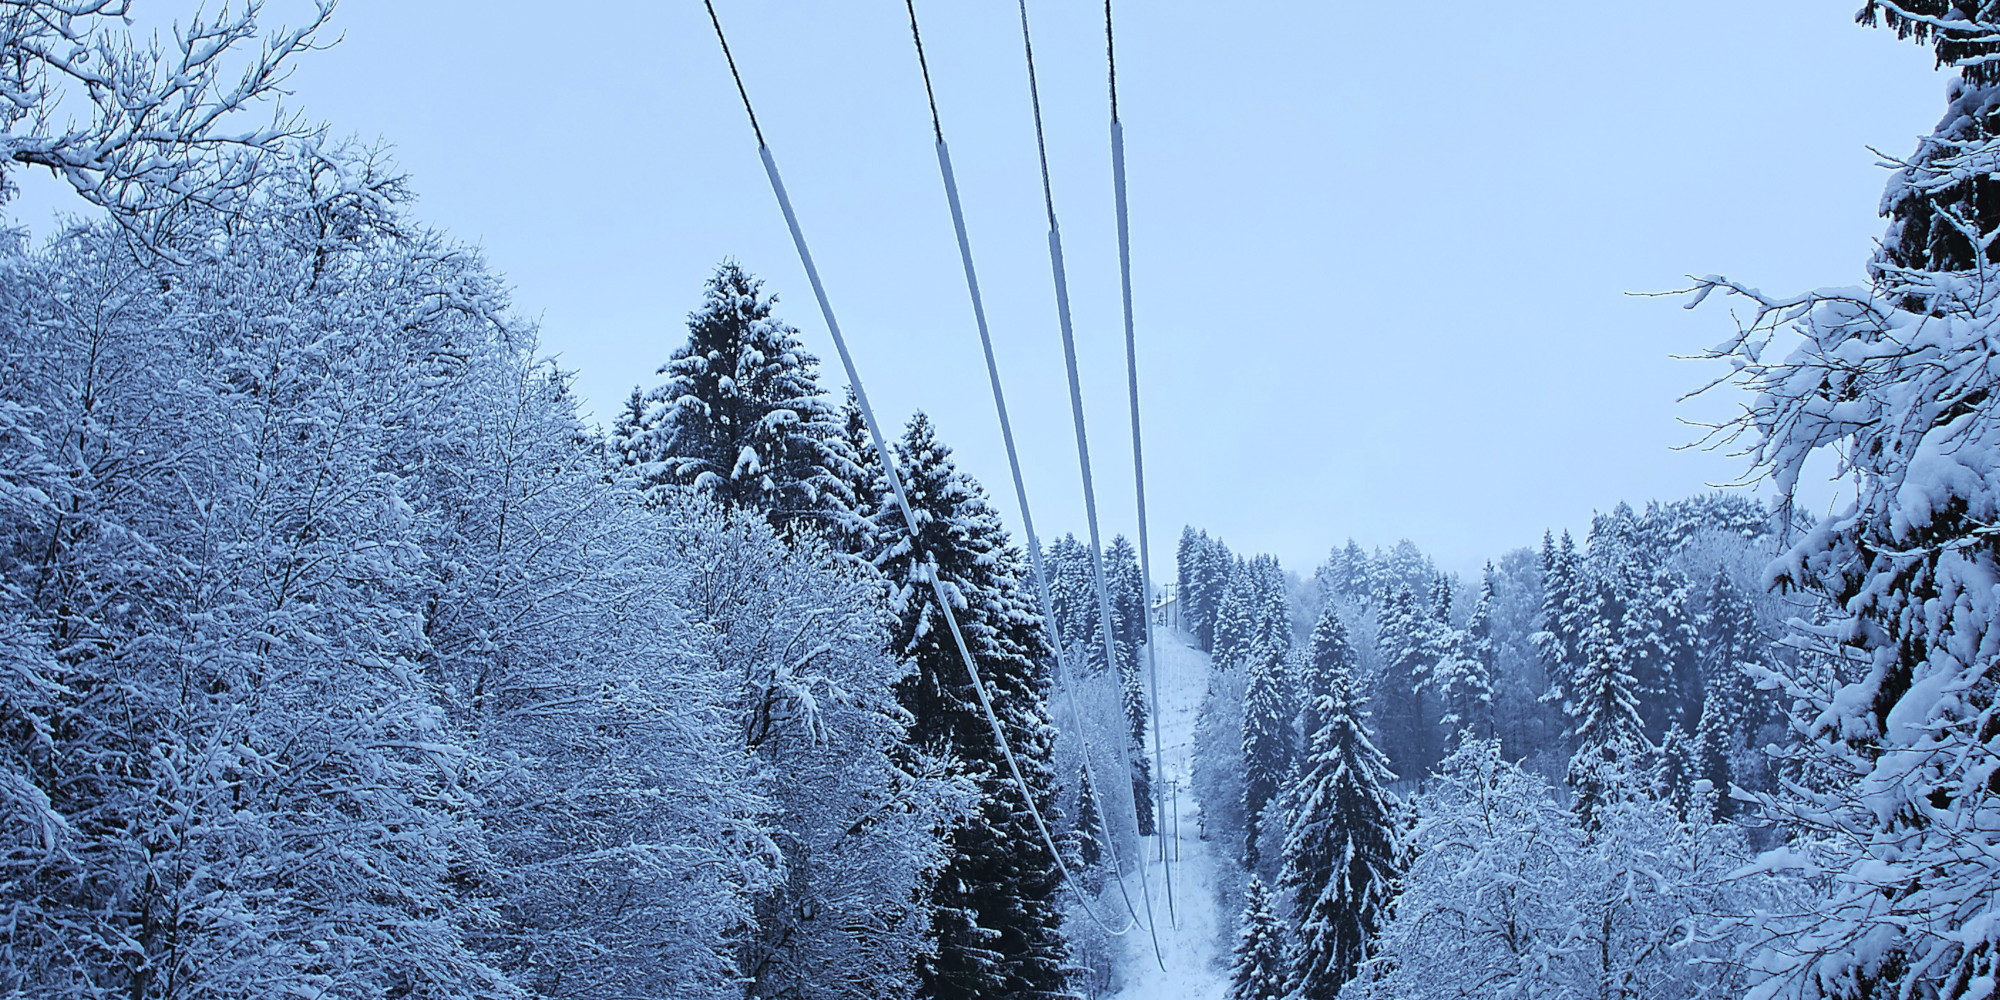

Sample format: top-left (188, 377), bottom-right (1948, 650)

top-left (8, 2), bottom-right (1948, 575)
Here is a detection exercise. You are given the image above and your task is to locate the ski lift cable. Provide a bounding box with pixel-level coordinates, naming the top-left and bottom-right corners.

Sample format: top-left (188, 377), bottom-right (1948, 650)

top-left (699, 0), bottom-right (1125, 936)
top-left (1104, 0), bottom-right (1177, 924)
top-left (1014, 0), bottom-right (1168, 964)
top-left (903, 0), bottom-right (1155, 942)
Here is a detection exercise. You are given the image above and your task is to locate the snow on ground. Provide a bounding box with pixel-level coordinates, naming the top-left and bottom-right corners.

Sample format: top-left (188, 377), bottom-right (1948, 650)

top-left (1111, 630), bottom-right (1229, 1000)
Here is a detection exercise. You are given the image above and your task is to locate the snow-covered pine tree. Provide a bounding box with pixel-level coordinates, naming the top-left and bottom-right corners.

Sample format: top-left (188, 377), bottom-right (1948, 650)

top-left (1564, 579), bottom-right (1648, 828)
top-left (1692, 566), bottom-right (1761, 811)
top-left (1534, 530), bottom-right (1586, 708)
top-left (1213, 556), bottom-right (1260, 666)
top-left (1045, 533), bottom-right (1101, 667)
top-left (1241, 640), bottom-right (1295, 869)
top-left (1178, 529), bottom-right (1235, 652)
top-left (1297, 606), bottom-right (1355, 749)
top-left (1046, 533), bottom-right (1154, 836)
top-left (1228, 878), bottom-right (1290, 1000)
top-left (1072, 764), bottom-right (1106, 873)
top-left (605, 384), bottom-right (656, 474)
top-left (1434, 565), bottom-right (1497, 745)
top-left (1177, 526), bottom-right (1204, 625)
top-left (1280, 661), bottom-right (1400, 1000)
top-left (833, 386), bottom-right (882, 555)
top-left (1372, 586), bottom-right (1438, 782)
top-left (1622, 565), bottom-right (1699, 742)
top-left (1107, 535), bottom-right (1147, 657)
top-left (868, 411), bottom-right (1070, 1000)
top-left (1251, 555), bottom-right (1294, 657)
top-left (1314, 539), bottom-right (1374, 606)
top-left (642, 262), bottom-right (859, 535)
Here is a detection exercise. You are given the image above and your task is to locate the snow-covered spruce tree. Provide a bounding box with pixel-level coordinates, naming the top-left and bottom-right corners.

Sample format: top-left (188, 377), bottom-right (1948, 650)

top-left (1372, 586), bottom-right (1438, 783)
top-left (1314, 539), bottom-right (1375, 607)
top-left (1107, 535), bottom-right (1147, 657)
top-left (1564, 577), bottom-right (1648, 828)
top-left (1685, 12), bottom-right (2000, 996)
top-left (1044, 533), bottom-right (1155, 836)
top-left (604, 384), bottom-right (657, 474)
top-left (1534, 530), bottom-right (1586, 709)
top-left (1251, 555), bottom-right (1295, 657)
top-left (642, 262), bottom-right (860, 535)
top-left (1691, 566), bottom-right (1764, 814)
top-left (1228, 877), bottom-right (1290, 1000)
top-left (834, 386), bottom-right (883, 556)
top-left (1213, 556), bottom-right (1260, 666)
top-left (1241, 640), bottom-right (1295, 870)
top-left (1297, 606), bottom-right (1355, 749)
top-left (1434, 565), bottom-right (1498, 744)
top-left (1279, 660), bottom-right (1399, 1000)
top-left (868, 412), bottom-right (1070, 1000)
top-left (1622, 565), bottom-right (1699, 742)
top-left (1177, 528), bottom-right (1233, 651)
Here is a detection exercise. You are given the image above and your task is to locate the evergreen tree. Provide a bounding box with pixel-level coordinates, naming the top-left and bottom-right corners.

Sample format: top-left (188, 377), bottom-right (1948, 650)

top-left (1372, 586), bottom-right (1436, 781)
top-left (1106, 535), bottom-right (1147, 657)
top-left (605, 384), bottom-right (655, 473)
top-left (1178, 530), bottom-right (1235, 652)
top-left (643, 262), bottom-right (859, 534)
top-left (1693, 567), bottom-right (1761, 816)
top-left (1046, 533), bottom-right (1154, 836)
top-left (1435, 565), bottom-right (1497, 745)
top-left (1534, 530), bottom-right (1586, 707)
top-left (1251, 555), bottom-right (1294, 657)
top-left (1297, 606), bottom-right (1356, 749)
top-left (1241, 640), bottom-right (1295, 869)
top-left (1071, 765), bottom-right (1105, 873)
top-left (1281, 663), bottom-right (1401, 1000)
top-left (1315, 539), bottom-right (1374, 605)
top-left (1623, 566), bottom-right (1699, 742)
top-left (1565, 581), bottom-right (1646, 828)
top-left (870, 412), bottom-right (1070, 1000)
top-left (1228, 878), bottom-right (1290, 1000)
top-left (1213, 556), bottom-right (1259, 666)
top-left (833, 386), bottom-right (882, 555)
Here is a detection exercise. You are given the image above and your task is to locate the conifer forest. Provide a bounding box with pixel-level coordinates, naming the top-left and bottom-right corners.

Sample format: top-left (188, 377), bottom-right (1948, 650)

top-left (5, 3), bottom-right (2000, 1000)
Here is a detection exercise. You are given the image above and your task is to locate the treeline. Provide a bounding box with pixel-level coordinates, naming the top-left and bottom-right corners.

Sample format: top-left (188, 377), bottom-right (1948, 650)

top-left (1180, 4), bottom-right (2000, 996)
top-left (1180, 492), bottom-right (1811, 1000)
top-left (0, 9), bottom-right (1141, 999)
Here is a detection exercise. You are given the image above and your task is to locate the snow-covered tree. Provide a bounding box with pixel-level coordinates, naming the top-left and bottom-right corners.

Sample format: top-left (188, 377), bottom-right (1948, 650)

top-left (867, 411), bottom-right (1070, 1000)
top-left (1564, 580), bottom-right (1647, 827)
top-left (1279, 661), bottom-right (1399, 1000)
top-left (1622, 566), bottom-right (1699, 742)
top-left (1434, 566), bottom-right (1498, 744)
top-left (605, 384), bottom-right (656, 473)
top-left (1686, 13), bottom-right (2000, 994)
top-left (1241, 640), bottom-right (1295, 869)
top-left (1350, 739), bottom-right (1777, 1000)
top-left (642, 262), bottom-right (859, 534)
top-left (1372, 586), bottom-right (1437, 781)
top-left (1228, 877), bottom-right (1290, 1000)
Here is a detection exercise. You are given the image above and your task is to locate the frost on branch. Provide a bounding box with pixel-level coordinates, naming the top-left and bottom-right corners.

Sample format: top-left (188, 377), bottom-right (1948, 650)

top-left (1688, 68), bottom-right (2000, 1000)
top-left (0, 1), bottom-right (333, 252)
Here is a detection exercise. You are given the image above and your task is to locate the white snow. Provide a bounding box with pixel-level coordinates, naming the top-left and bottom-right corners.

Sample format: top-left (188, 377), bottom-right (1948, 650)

top-left (1112, 629), bottom-right (1229, 1000)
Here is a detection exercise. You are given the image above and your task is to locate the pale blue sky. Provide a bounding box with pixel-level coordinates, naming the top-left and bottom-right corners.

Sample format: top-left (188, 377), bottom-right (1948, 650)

top-left (8, 3), bottom-right (1946, 574)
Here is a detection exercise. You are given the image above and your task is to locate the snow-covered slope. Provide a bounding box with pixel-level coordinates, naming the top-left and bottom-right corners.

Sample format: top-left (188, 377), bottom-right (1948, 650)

top-left (1112, 631), bottom-right (1228, 1000)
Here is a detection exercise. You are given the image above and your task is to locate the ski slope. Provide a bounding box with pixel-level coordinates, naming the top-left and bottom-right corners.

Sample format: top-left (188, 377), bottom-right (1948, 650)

top-left (1113, 630), bottom-right (1229, 1000)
